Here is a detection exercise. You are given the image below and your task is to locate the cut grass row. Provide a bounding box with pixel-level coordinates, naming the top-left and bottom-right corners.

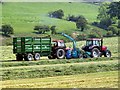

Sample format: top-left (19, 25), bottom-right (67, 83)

top-left (1, 57), bottom-right (118, 68)
top-left (1, 60), bottom-right (119, 80)
top-left (1, 71), bottom-right (118, 88)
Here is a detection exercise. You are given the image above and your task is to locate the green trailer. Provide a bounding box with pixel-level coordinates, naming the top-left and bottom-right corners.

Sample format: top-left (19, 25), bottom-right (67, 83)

top-left (13, 37), bottom-right (51, 61)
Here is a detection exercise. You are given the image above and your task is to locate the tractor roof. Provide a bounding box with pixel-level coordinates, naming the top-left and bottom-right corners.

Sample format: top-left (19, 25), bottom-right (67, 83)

top-left (87, 38), bottom-right (102, 41)
top-left (52, 40), bottom-right (64, 42)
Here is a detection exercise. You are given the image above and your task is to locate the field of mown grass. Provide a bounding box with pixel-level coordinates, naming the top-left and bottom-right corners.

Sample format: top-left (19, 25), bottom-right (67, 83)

top-left (0, 36), bottom-right (119, 88)
top-left (1, 71), bottom-right (118, 88)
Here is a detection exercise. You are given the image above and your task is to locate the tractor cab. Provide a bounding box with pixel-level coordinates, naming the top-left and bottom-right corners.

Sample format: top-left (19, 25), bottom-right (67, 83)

top-left (48, 40), bottom-right (66, 59)
top-left (82, 38), bottom-right (111, 58)
top-left (52, 40), bottom-right (66, 48)
top-left (82, 38), bottom-right (104, 51)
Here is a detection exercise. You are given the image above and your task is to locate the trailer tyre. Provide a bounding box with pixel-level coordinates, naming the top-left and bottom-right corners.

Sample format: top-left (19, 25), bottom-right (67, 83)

top-left (104, 50), bottom-right (111, 57)
top-left (25, 53), bottom-right (33, 61)
top-left (91, 48), bottom-right (100, 58)
top-left (34, 53), bottom-right (40, 60)
top-left (56, 49), bottom-right (65, 59)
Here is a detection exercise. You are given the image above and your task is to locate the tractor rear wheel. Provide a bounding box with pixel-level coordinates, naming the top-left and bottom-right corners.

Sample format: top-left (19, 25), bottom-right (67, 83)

top-left (91, 48), bottom-right (100, 58)
top-left (24, 53), bottom-right (33, 61)
top-left (34, 53), bottom-right (40, 60)
top-left (104, 50), bottom-right (111, 57)
top-left (56, 49), bottom-right (65, 59)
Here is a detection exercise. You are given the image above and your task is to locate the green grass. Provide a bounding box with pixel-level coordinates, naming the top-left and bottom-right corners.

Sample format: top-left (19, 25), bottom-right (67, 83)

top-left (1, 71), bottom-right (118, 88)
top-left (2, 57), bottom-right (118, 68)
top-left (1, 60), bottom-right (119, 80)
top-left (2, 2), bottom-right (99, 35)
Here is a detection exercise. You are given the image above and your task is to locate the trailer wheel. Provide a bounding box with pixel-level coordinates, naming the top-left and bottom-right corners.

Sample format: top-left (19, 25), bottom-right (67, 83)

top-left (24, 53), bottom-right (33, 61)
top-left (56, 49), bottom-right (65, 59)
top-left (16, 54), bottom-right (23, 61)
top-left (104, 50), bottom-right (111, 57)
top-left (91, 48), bottom-right (100, 58)
top-left (34, 53), bottom-right (40, 60)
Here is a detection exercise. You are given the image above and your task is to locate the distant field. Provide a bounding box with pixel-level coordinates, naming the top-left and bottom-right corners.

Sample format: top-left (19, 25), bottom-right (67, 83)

top-left (1, 71), bottom-right (118, 88)
top-left (2, 2), bottom-right (99, 35)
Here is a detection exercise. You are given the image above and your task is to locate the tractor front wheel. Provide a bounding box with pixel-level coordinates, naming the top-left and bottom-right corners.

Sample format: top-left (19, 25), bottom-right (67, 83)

top-left (91, 48), bottom-right (100, 58)
top-left (56, 49), bottom-right (65, 59)
top-left (104, 50), bottom-right (111, 57)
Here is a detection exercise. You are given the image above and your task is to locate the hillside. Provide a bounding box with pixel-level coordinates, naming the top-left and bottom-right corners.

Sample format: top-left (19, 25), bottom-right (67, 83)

top-left (2, 2), bottom-right (99, 35)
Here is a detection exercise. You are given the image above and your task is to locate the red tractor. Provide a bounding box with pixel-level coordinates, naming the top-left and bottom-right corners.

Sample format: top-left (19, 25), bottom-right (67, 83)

top-left (82, 38), bottom-right (111, 58)
top-left (48, 40), bottom-right (66, 59)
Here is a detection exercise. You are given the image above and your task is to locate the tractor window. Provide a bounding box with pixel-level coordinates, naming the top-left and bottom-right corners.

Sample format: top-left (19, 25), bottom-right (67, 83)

top-left (93, 40), bottom-right (100, 46)
top-left (86, 40), bottom-right (92, 46)
top-left (58, 42), bottom-right (66, 47)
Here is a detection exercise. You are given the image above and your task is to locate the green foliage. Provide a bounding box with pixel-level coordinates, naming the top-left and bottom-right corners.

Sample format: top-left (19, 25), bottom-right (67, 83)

top-left (106, 31), bottom-right (113, 37)
top-left (34, 25), bottom-right (50, 34)
top-left (67, 15), bottom-right (85, 22)
top-left (99, 17), bottom-right (112, 29)
top-left (2, 24), bottom-right (14, 36)
top-left (118, 29), bottom-right (120, 36)
top-left (49, 9), bottom-right (64, 19)
top-left (50, 25), bottom-right (56, 34)
top-left (108, 26), bottom-right (118, 35)
top-left (107, 1), bottom-right (120, 19)
top-left (76, 16), bottom-right (87, 31)
top-left (97, 2), bottom-right (109, 20)
top-left (118, 20), bottom-right (120, 28)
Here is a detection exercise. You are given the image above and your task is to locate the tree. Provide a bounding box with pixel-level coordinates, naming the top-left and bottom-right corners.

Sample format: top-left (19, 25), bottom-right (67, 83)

top-left (34, 25), bottom-right (50, 34)
top-left (99, 17), bottom-right (112, 29)
top-left (108, 26), bottom-right (118, 35)
top-left (76, 17), bottom-right (87, 31)
top-left (118, 20), bottom-right (120, 28)
top-left (50, 25), bottom-right (56, 34)
top-left (97, 2), bottom-right (110, 20)
top-left (49, 9), bottom-right (64, 19)
top-left (107, 1), bottom-right (120, 19)
top-left (2, 24), bottom-right (14, 36)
